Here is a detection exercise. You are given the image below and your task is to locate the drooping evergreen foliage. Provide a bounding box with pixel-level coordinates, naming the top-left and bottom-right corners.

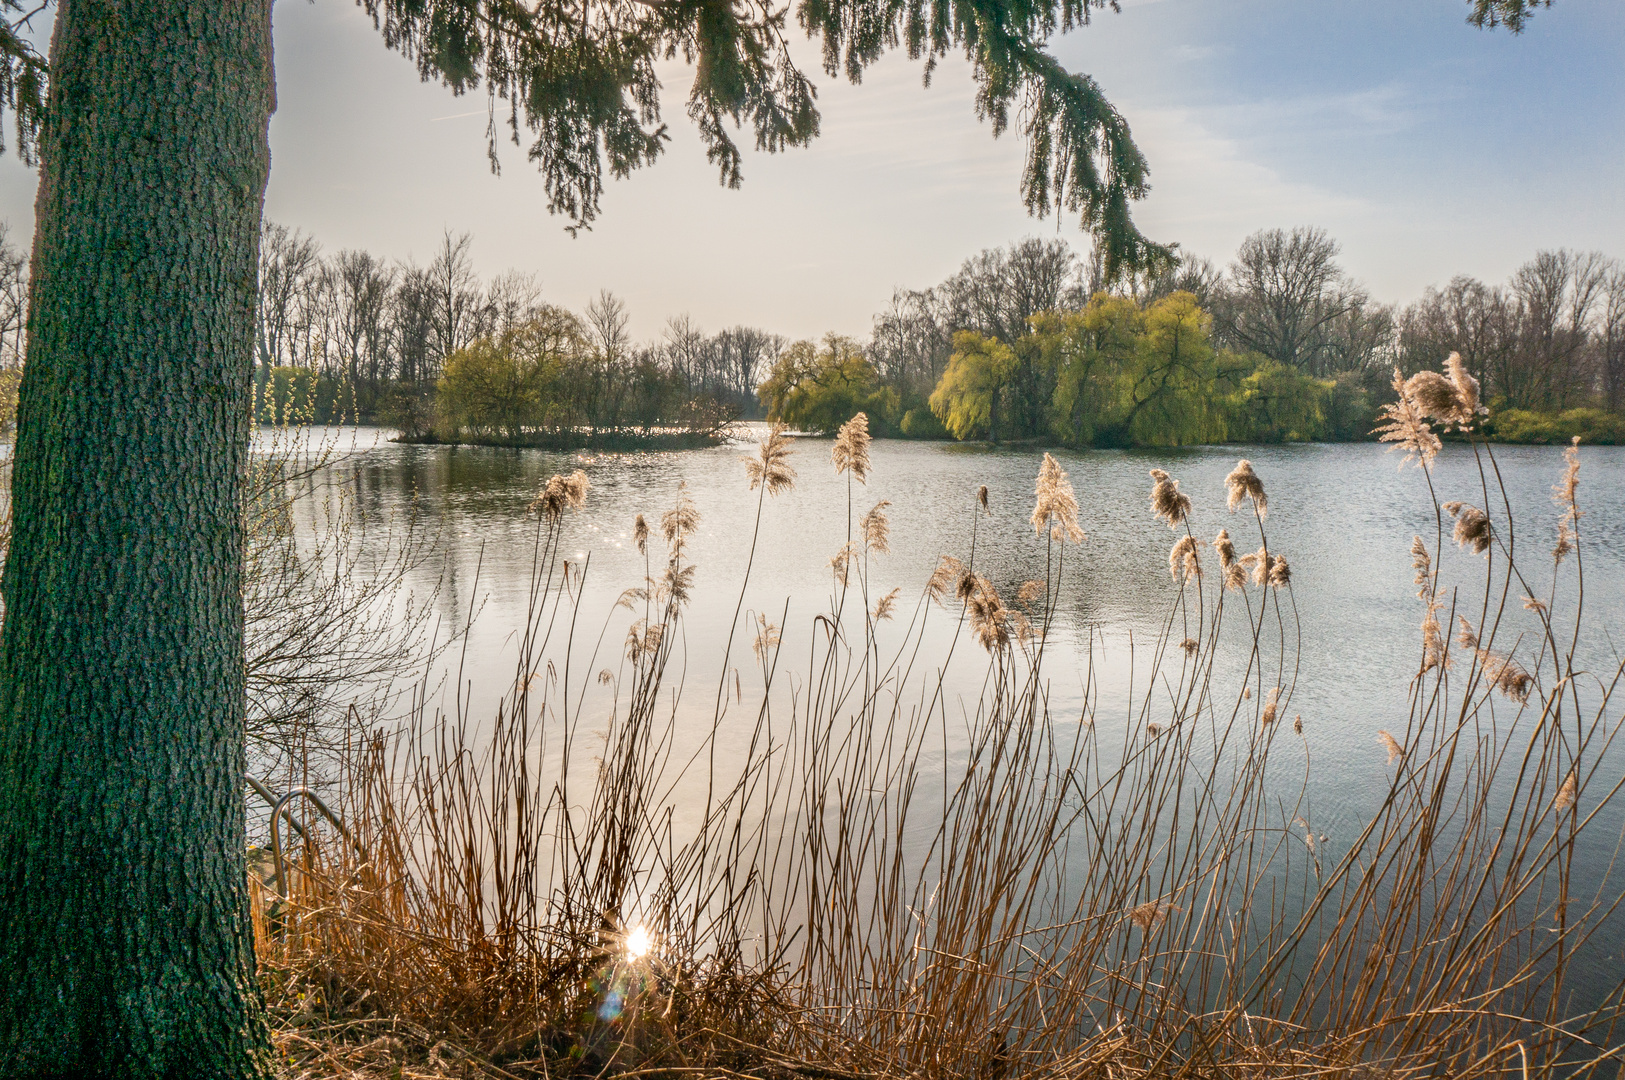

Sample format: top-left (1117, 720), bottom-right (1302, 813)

top-left (355, 0), bottom-right (1170, 271)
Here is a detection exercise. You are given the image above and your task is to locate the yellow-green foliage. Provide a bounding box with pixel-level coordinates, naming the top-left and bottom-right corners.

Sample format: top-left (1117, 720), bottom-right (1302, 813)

top-left (758, 335), bottom-right (899, 434)
top-left (256, 366), bottom-right (351, 426)
top-left (437, 308), bottom-right (582, 439)
top-left (0, 366), bottom-right (20, 437)
top-left (1488, 407), bottom-right (1625, 445)
top-left (929, 332), bottom-right (1017, 440)
top-left (929, 291), bottom-right (1336, 447)
top-left (1217, 357), bottom-right (1334, 444)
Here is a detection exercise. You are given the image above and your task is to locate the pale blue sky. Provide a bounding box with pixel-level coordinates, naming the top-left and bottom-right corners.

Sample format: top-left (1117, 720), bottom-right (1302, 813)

top-left (0, 0), bottom-right (1619, 340)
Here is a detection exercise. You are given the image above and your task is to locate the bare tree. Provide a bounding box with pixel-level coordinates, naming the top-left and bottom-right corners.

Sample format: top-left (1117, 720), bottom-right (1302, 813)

top-left (940, 236), bottom-right (1084, 344)
top-left (870, 288), bottom-right (952, 392)
top-left (713, 325), bottom-right (783, 400)
top-left (1502, 249), bottom-right (1610, 410)
top-left (662, 313), bottom-right (708, 392)
top-left (1600, 266), bottom-right (1625, 413)
top-left (328, 250), bottom-right (396, 402)
top-left (1213, 227), bottom-right (1374, 376)
top-left (1132, 252), bottom-right (1223, 310)
top-left (425, 230), bottom-right (483, 376)
top-left (257, 222), bottom-right (323, 370)
top-left (484, 270), bottom-right (545, 338)
top-left (0, 222), bottom-right (27, 371)
top-left (390, 265), bottom-right (439, 386)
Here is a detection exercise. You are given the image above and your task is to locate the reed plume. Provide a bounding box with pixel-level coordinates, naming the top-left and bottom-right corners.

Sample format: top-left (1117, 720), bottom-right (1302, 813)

top-left (1458, 616), bottom-right (1533, 702)
top-left (1444, 352), bottom-right (1486, 426)
top-left (860, 500), bottom-right (892, 555)
top-left (662, 562), bottom-right (696, 605)
top-left (662, 481), bottom-right (700, 557)
top-left (926, 555), bottom-right (963, 606)
top-left (1179, 637), bottom-right (1199, 655)
top-left (751, 614), bottom-right (780, 660)
top-left (634, 513), bottom-right (649, 555)
top-left (964, 575), bottom-right (1011, 652)
top-left (1481, 652), bottom-right (1534, 704)
top-left (1293, 714), bottom-right (1304, 735)
top-left (1410, 536), bottom-right (1432, 599)
top-left (1031, 453), bottom-right (1085, 544)
top-left (1225, 459), bottom-right (1267, 517)
top-left (1268, 554), bottom-right (1291, 589)
top-left (1149, 469), bottom-right (1192, 528)
top-left (1553, 436), bottom-right (1582, 565)
top-left (977, 484), bottom-right (990, 514)
top-left (830, 541), bottom-right (860, 586)
top-left (1240, 545), bottom-right (1273, 588)
top-left (1262, 686), bottom-right (1280, 725)
top-left (1169, 535), bottom-right (1200, 583)
top-left (1444, 501), bottom-right (1492, 555)
top-left (1379, 730), bottom-right (1404, 764)
top-left (743, 423), bottom-right (797, 495)
top-left (1128, 901), bottom-right (1175, 935)
top-left (1375, 368), bottom-right (1443, 468)
top-left (873, 587), bottom-right (900, 623)
top-left (1457, 616), bottom-right (1479, 650)
top-left (1422, 598), bottom-right (1448, 673)
top-left (832, 413), bottom-right (871, 483)
top-left (1555, 771), bottom-right (1578, 813)
top-left (531, 469), bottom-right (592, 520)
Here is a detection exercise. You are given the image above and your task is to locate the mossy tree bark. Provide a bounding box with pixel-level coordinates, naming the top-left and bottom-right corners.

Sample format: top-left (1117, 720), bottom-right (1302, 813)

top-left (0, 3), bottom-right (276, 1077)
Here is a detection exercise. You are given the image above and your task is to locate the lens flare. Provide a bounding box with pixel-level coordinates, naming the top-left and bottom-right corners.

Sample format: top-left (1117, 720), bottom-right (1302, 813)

top-left (626, 923), bottom-right (652, 960)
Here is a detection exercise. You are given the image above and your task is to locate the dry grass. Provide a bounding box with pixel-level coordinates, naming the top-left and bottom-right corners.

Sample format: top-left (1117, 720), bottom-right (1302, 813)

top-left (256, 428), bottom-right (1625, 1080)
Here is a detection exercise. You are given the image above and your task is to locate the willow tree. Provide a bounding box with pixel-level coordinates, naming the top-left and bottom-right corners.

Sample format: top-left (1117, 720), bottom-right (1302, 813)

top-left (0, 0), bottom-right (1535, 1078)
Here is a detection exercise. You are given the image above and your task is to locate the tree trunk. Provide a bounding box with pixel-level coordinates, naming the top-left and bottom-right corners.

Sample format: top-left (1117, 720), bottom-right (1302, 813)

top-left (0, 3), bottom-right (275, 1077)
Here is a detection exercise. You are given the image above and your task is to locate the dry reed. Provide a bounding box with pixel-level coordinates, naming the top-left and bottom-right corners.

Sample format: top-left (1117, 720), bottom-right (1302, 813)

top-left (257, 419), bottom-right (1625, 1080)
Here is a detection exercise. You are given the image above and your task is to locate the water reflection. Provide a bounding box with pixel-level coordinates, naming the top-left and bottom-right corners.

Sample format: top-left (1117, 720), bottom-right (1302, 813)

top-left (278, 426), bottom-right (1625, 835)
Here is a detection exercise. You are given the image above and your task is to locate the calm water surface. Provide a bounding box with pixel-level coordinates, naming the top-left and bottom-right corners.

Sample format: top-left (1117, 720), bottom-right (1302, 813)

top-left (282, 428), bottom-right (1625, 831)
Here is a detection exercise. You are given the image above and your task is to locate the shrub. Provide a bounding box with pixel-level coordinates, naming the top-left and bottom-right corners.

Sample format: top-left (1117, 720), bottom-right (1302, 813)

top-left (1488, 407), bottom-right (1625, 445)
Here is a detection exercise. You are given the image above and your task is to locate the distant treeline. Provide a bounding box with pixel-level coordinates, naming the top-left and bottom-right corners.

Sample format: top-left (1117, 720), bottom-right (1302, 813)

top-left (250, 226), bottom-right (781, 442)
top-left (759, 231), bottom-right (1625, 446)
top-left (3, 221), bottom-right (1619, 447)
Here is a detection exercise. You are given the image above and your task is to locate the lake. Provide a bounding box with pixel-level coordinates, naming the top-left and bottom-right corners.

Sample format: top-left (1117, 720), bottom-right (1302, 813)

top-left (263, 425), bottom-right (1625, 1014)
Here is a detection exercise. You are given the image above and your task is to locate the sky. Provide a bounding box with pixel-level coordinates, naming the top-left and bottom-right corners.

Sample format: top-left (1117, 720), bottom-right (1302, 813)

top-left (0, 0), bottom-right (1620, 341)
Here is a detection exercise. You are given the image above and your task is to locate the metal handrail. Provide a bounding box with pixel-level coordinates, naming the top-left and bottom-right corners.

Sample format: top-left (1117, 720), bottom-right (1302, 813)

top-left (246, 776), bottom-right (365, 898)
